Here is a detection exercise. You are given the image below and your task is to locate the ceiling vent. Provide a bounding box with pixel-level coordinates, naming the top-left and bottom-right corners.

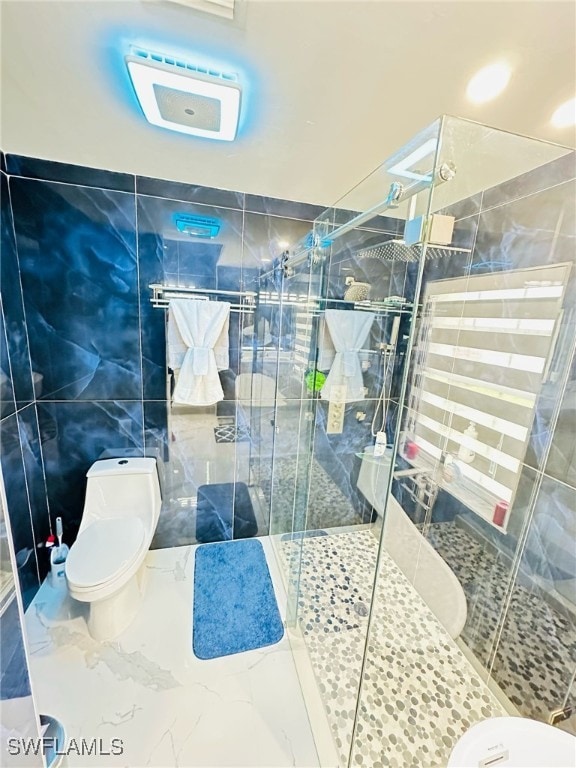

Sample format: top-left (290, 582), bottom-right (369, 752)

top-left (161, 0), bottom-right (235, 20)
top-left (126, 49), bottom-right (241, 141)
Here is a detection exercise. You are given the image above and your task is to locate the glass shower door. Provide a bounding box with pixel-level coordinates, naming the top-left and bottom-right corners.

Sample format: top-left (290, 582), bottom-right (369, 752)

top-left (273, 119), bottom-right (446, 766)
top-left (348, 116), bottom-right (576, 767)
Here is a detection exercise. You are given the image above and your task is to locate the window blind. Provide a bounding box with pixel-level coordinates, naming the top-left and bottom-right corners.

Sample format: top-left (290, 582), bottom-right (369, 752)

top-left (407, 262), bottom-right (571, 529)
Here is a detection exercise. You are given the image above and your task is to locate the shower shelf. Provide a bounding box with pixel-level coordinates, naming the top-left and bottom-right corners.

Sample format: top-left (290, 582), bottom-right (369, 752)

top-left (355, 450), bottom-right (394, 464)
top-left (320, 297), bottom-right (414, 314)
top-left (399, 447), bottom-right (510, 533)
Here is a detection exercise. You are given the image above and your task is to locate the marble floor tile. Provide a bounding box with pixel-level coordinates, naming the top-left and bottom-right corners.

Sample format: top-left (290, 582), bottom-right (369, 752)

top-left (25, 541), bottom-right (320, 768)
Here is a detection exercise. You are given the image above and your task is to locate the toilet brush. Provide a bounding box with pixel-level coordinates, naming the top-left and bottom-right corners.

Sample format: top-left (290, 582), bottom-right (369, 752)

top-left (50, 517), bottom-right (69, 587)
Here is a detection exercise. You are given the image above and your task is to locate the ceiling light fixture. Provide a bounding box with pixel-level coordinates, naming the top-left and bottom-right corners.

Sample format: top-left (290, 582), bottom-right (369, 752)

top-left (550, 98), bottom-right (576, 128)
top-left (466, 62), bottom-right (511, 104)
top-left (126, 48), bottom-right (242, 141)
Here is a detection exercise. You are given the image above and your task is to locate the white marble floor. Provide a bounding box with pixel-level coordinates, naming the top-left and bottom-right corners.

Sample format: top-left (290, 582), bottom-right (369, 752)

top-left (24, 541), bottom-right (320, 768)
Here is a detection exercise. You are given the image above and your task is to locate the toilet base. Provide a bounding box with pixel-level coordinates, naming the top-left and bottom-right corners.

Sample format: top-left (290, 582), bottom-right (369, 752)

top-left (87, 572), bottom-right (142, 641)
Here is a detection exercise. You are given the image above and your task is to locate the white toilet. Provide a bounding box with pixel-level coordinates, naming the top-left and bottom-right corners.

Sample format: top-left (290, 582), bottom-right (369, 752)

top-left (65, 458), bottom-right (161, 641)
top-left (447, 717), bottom-right (576, 767)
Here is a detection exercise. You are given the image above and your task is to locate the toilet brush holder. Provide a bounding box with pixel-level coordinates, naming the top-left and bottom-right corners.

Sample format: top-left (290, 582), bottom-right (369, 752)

top-left (50, 547), bottom-right (68, 589)
top-left (50, 517), bottom-right (69, 589)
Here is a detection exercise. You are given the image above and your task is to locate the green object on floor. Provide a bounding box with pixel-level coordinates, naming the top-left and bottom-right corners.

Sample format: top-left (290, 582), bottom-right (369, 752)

top-left (305, 369), bottom-right (326, 393)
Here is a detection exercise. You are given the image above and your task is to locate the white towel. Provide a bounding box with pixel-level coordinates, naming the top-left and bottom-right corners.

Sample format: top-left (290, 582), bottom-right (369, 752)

top-left (317, 317), bottom-right (336, 371)
top-left (168, 299), bottom-right (231, 406)
top-left (168, 301), bottom-right (229, 372)
top-left (321, 309), bottom-right (375, 403)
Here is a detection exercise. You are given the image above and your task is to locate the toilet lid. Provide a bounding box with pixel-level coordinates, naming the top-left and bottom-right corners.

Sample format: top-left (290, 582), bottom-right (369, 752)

top-left (447, 717), bottom-right (576, 767)
top-left (66, 518), bottom-right (144, 588)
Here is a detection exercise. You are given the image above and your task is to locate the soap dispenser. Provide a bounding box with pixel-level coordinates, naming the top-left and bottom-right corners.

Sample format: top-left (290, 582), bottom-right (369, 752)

top-left (457, 422), bottom-right (477, 464)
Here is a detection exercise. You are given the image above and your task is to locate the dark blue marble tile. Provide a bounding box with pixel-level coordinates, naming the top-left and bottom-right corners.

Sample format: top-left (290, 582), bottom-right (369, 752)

top-left (0, 154), bottom-right (6, 174)
top-left (17, 405), bottom-right (51, 580)
top-left (482, 150), bottom-right (576, 211)
top-left (11, 178), bottom-right (141, 400)
top-left (137, 201), bottom-right (165, 400)
top-left (491, 472), bottom-right (576, 715)
top-left (137, 195), bottom-right (243, 398)
top-left (523, 474), bottom-right (576, 584)
top-left (196, 482), bottom-right (257, 543)
top-left (422, 214), bottom-right (478, 284)
top-left (243, 212), bottom-right (318, 273)
top-left (244, 194), bottom-right (326, 222)
top-left (0, 598), bottom-right (32, 700)
top-left (217, 266), bottom-right (259, 292)
top-left (0, 413), bottom-right (40, 607)
top-left (6, 155), bottom-right (135, 193)
top-left (470, 179), bottom-right (575, 277)
top-left (1, 174), bottom-right (34, 408)
top-left (136, 176), bottom-right (243, 209)
top-left (0, 300), bottom-right (16, 420)
top-left (541, 341), bottom-right (576, 487)
top-left (149, 240), bottom-right (224, 288)
top-left (144, 400), bottom-right (168, 464)
top-left (162, 240), bottom-right (179, 274)
top-left (440, 191), bottom-right (484, 222)
top-left (312, 401), bottom-right (373, 509)
top-left (37, 401), bottom-right (144, 543)
top-left (175, 241), bottom-right (222, 286)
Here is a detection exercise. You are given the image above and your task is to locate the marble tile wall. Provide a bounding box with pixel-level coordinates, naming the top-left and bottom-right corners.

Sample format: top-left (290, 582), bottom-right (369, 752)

top-left (410, 151), bottom-right (576, 728)
top-left (295, 217), bottom-right (417, 532)
top-left (1, 151), bottom-right (323, 593)
top-left (0, 160), bottom-right (49, 608)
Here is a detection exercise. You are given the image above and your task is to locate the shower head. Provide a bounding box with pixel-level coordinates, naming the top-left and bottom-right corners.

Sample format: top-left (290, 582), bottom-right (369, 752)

top-left (357, 239), bottom-right (471, 263)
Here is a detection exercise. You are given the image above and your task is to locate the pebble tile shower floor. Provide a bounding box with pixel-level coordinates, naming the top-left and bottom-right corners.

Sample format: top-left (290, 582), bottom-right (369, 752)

top-left (280, 529), bottom-right (506, 767)
top-left (425, 521), bottom-right (576, 723)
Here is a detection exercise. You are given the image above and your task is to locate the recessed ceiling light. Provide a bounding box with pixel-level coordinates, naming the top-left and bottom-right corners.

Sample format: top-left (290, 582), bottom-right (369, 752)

top-left (278, 240), bottom-right (290, 248)
top-left (551, 98), bottom-right (576, 128)
top-left (466, 62), bottom-right (511, 104)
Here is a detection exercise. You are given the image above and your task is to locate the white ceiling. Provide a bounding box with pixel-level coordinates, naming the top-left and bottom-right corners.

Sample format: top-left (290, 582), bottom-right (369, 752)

top-left (1, 0), bottom-right (575, 207)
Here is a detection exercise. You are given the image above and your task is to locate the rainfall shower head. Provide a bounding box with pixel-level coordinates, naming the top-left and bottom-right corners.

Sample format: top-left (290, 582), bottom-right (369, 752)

top-left (357, 239), bottom-right (471, 263)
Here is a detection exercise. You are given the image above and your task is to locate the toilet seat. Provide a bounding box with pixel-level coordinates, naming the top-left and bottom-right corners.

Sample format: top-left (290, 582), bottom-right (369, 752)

top-left (66, 518), bottom-right (144, 589)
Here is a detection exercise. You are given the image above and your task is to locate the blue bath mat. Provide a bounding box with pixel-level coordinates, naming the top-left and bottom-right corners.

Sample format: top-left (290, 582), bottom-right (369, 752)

top-left (193, 539), bottom-right (284, 659)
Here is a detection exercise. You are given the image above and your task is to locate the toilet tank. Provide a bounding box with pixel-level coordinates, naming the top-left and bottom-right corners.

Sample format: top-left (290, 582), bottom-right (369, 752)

top-left (82, 458), bottom-right (161, 531)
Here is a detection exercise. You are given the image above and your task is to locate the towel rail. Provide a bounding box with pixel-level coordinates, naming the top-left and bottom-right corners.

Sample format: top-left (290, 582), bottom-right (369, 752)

top-left (150, 283), bottom-right (256, 312)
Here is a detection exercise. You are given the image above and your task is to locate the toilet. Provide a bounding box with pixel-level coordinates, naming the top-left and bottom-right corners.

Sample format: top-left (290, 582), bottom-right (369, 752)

top-left (65, 458), bottom-right (161, 641)
top-left (447, 717), bottom-right (576, 767)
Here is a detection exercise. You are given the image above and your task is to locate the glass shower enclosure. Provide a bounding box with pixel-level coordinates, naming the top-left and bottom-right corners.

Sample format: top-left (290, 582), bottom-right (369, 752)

top-left (264, 115), bottom-right (576, 767)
